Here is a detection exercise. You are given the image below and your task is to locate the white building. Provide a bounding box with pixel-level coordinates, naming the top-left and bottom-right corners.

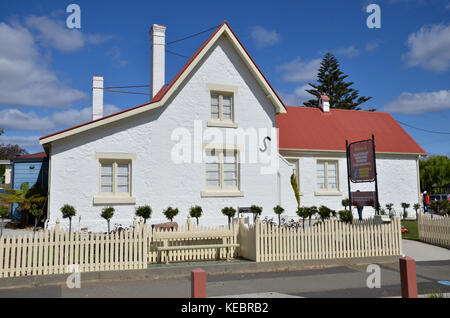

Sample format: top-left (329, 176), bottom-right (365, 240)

top-left (39, 22), bottom-right (425, 231)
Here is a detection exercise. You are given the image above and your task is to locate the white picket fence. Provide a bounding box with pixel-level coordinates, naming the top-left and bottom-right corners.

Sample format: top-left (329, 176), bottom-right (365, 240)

top-left (418, 213), bottom-right (450, 248)
top-left (0, 218), bottom-right (239, 278)
top-left (0, 216), bottom-right (402, 277)
top-left (239, 217), bottom-right (402, 262)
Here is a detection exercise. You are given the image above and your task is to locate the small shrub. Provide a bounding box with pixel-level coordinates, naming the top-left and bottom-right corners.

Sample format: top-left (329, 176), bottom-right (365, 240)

top-left (401, 202), bottom-right (410, 220)
top-left (273, 205), bottom-right (284, 227)
top-left (308, 206), bottom-right (318, 226)
top-left (222, 207), bottom-right (236, 225)
top-left (318, 205), bottom-right (333, 222)
top-left (189, 206), bottom-right (203, 225)
top-left (341, 198), bottom-right (350, 211)
top-left (385, 203), bottom-right (394, 218)
top-left (339, 210), bottom-right (353, 224)
top-left (163, 207), bottom-right (179, 222)
top-left (135, 205), bottom-right (152, 223)
top-left (296, 207), bottom-right (308, 229)
top-left (250, 205), bottom-right (263, 221)
top-left (61, 204), bottom-right (76, 232)
top-left (101, 207), bottom-right (115, 233)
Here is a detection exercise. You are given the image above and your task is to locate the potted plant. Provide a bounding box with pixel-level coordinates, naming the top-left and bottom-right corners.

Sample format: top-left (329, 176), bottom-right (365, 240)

top-left (135, 205), bottom-right (152, 224)
top-left (163, 207), bottom-right (179, 222)
top-left (221, 207), bottom-right (236, 225)
top-left (189, 206), bottom-right (203, 225)
top-left (273, 205), bottom-right (284, 227)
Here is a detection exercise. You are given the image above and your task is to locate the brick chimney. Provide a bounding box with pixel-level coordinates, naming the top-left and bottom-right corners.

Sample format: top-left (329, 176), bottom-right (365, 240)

top-left (150, 24), bottom-right (166, 100)
top-left (92, 76), bottom-right (103, 120)
top-left (319, 95), bottom-right (330, 112)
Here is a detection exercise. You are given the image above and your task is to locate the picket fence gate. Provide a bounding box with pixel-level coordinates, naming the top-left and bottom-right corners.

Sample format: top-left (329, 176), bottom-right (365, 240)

top-left (418, 213), bottom-right (450, 248)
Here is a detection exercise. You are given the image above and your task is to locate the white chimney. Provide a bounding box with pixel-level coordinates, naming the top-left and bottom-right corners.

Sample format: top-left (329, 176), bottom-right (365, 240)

top-left (92, 76), bottom-right (104, 120)
top-left (319, 95), bottom-right (330, 112)
top-left (150, 24), bottom-right (166, 99)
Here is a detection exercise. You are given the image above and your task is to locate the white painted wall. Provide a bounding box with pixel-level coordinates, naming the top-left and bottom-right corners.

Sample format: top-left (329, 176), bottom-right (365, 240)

top-left (279, 152), bottom-right (421, 220)
top-left (48, 36), bottom-right (284, 232)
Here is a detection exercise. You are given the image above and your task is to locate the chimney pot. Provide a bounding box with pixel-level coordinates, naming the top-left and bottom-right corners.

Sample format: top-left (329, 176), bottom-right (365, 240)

top-left (92, 76), bottom-right (104, 120)
top-left (319, 95), bottom-right (330, 112)
top-left (150, 24), bottom-right (166, 100)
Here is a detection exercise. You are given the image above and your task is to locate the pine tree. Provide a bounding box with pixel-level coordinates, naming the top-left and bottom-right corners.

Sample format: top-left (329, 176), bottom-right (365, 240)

top-left (303, 53), bottom-right (371, 110)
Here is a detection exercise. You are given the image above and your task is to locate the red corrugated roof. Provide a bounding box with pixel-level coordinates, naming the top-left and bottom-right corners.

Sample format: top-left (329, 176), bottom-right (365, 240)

top-left (277, 106), bottom-right (426, 155)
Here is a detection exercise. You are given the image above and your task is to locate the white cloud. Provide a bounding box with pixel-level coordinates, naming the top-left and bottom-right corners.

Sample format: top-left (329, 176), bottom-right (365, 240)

top-left (383, 90), bottom-right (450, 114)
top-left (365, 40), bottom-right (381, 52)
top-left (250, 26), bottom-right (281, 48)
top-left (0, 104), bottom-right (121, 132)
top-left (279, 84), bottom-right (313, 105)
top-left (0, 135), bottom-right (41, 149)
top-left (52, 104), bottom-right (121, 127)
top-left (403, 23), bottom-right (450, 72)
top-left (334, 45), bottom-right (360, 57)
top-left (0, 109), bottom-right (53, 131)
top-left (276, 58), bottom-right (321, 83)
top-left (0, 21), bottom-right (86, 107)
top-left (25, 15), bottom-right (112, 53)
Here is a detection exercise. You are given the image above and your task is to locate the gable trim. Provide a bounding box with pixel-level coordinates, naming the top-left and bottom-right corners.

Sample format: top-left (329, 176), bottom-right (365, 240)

top-left (40, 22), bottom-right (286, 145)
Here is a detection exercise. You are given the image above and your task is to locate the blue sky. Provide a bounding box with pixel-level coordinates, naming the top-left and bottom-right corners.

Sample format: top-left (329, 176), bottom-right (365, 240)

top-left (0, 0), bottom-right (449, 155)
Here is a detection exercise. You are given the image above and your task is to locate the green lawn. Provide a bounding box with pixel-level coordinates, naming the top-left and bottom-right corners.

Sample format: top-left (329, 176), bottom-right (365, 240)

top-left (401, 220), bottom-right (419, 241)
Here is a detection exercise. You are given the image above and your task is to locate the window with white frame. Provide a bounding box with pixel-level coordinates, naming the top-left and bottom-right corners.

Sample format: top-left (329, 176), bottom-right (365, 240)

top-left (316, 160), bottom-right (338, 191)
top-left (205, 149), bottom-right (239, 189)
top-left (211, 93), bottom-right (234, 122)
top-left (100, 160), bottom-right (131, 196)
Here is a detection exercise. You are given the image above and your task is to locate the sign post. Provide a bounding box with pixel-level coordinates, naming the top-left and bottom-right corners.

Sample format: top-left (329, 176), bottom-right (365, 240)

top-left (346, 135), bottom-right (380, 215)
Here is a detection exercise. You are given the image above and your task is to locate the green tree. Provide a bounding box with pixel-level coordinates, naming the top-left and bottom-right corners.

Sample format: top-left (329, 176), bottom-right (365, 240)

top-left (318, 205), bottom-right (333, 222)
top-left (401, 203), bottom-right (410, 220)
top-left (308, 206), bottom-right (318, 227)
top-left (222, 207), bottom-right (236, 225)
top-left (135, 205), bottom-right (152, 223)
top-left (189, 206), bottom-right (203, 225)
top-left (296, 207), bottom-right (309, 229)
top-left (61, 204), bottom-right (76, 232)
top-left (163, 207), bottom-right (179, 222)
top-left (341, 198), bottom-right (350, 211)
top-left (0, 144), bottom-right (28, 160)
top-left (273, 205), bottom-right (284, 227)
top-left (419, 156), bottom-right (450, 194)
top-left (0, 182), bottom-right (47, 226)
top-left (30, 204), bottom-right (45, 232)
top-left (0, 205), bottom-right (9, 237)
top-left (291, 172), bottom-right (300, 208)
top-left (339, 210), bottom-right (353, 224)
top-left (303, 53), bottom-right (371, 110)
top-left (413, 203), bottom-right (421, 220)
top-left (385, 203), bottom-right (394, 218)
top-left (250, 205), bottom-right (263, 222)
top-left (101, 207), bottom-right (115, 233)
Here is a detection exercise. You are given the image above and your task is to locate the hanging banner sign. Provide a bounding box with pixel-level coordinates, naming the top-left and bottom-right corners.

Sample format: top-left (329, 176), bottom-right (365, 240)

top-left (348, 139), bottom-right (375, 183)
top-left (351, 191), bottom-right (376, 207)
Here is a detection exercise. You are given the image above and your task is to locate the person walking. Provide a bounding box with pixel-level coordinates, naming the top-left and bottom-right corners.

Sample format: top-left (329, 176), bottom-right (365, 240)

top-left (423, 191), bottom-right (430, 213)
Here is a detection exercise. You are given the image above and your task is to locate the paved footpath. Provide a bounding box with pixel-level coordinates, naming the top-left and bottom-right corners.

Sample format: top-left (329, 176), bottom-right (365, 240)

top-left (0, 240), bottom-right (449, 298)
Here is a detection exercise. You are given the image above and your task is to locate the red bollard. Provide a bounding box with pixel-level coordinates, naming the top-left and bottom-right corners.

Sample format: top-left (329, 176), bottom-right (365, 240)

top-left (191, 268), bottom-right (206, 298)
top-left (399, 256), bottom-right (418, 298)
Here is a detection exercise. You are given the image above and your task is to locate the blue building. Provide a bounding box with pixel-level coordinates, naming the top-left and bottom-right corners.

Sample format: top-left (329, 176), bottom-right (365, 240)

top-left (11, 152), bottom-right (48, 220)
